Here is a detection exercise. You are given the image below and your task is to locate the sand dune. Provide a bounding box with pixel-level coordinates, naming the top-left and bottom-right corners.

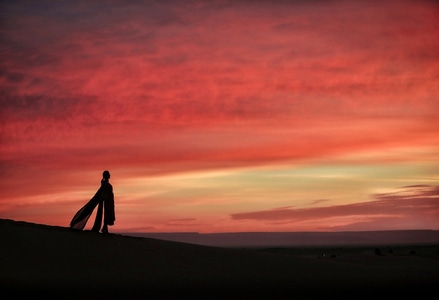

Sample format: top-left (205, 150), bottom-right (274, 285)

top-left (1, 218), bottom-right (438, 299)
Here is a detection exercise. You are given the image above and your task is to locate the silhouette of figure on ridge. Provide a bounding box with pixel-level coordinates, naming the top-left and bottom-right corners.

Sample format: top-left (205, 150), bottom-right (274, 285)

top-left (70, 170), bottom-right (116, 233)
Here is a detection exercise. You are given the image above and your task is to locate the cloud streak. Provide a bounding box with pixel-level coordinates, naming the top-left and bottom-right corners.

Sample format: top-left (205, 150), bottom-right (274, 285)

top-left (231, 185), bottom-right (439, 230)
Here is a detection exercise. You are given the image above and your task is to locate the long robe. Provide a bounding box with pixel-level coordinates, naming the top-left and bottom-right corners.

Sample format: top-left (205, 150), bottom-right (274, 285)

top-left (69, 187), bottom-right (102, 230)
top-left (101, 181), bottom-right (115, 226)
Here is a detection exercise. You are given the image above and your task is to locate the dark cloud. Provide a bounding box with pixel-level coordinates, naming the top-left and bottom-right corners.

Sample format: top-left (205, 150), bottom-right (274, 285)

top-left (0, 71), bottom-right (25, 84)
top-left (231, 185), bottom-right (439, 228)
top-left (0, 90), bottom-right (96, 121)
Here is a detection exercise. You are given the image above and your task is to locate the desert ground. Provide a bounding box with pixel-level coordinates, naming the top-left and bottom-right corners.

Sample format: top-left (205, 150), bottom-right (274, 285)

top-left (1, 218), bottom-right (438, 299)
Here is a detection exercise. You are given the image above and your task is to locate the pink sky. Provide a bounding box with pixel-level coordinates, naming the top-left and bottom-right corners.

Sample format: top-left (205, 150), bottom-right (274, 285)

top-left (1, 0), bottom-right (438, 232)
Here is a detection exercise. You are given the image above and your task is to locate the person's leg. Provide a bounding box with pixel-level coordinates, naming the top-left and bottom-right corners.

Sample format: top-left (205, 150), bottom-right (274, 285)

top-left (101, 222), bottom-right (108, 233)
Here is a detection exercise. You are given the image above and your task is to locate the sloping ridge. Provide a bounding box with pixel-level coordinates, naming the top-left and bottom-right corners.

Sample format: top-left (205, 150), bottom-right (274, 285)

top-left (1, 218), bottom-right (438, 299)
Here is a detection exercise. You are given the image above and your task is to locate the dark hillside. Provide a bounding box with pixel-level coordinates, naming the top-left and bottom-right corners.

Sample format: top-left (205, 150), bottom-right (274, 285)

top-left (1, 219), bottom-right (438, 299)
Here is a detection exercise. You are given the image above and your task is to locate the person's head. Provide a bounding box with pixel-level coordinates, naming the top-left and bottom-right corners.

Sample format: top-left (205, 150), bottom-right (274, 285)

top-left (102, 170), bottom-right (111, 180)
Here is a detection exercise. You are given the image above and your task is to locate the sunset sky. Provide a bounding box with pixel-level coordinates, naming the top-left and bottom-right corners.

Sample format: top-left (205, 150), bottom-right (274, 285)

top-left (1, 0), bottom-right (438, 233)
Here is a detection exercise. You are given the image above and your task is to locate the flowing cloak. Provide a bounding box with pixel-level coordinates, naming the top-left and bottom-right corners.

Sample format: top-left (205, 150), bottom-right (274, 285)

top-left (69, 187), bottom-right (102, 230)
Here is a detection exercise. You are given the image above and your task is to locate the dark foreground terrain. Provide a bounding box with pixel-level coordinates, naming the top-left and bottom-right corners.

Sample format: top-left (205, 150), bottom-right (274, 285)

top-left (1, 219), bottom-right (438, 299)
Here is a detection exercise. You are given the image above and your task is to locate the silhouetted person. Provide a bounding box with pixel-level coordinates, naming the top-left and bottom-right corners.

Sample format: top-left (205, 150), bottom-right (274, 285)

top-left (91, 170), bottom-right (115, 233)
top-left (70, 170), bottom-right (116, 233)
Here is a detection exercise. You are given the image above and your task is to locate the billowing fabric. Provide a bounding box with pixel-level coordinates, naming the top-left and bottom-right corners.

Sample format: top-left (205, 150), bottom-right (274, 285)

top-left (69, 187), bottom-right (102, 230)
top-left (70, 180), bottom-right (115, 231)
